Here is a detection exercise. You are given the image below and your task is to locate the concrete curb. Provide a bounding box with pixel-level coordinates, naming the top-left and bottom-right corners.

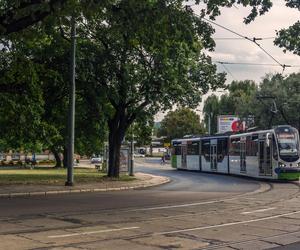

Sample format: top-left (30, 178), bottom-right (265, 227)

top-left (0, 174), bottom-right (171, 199)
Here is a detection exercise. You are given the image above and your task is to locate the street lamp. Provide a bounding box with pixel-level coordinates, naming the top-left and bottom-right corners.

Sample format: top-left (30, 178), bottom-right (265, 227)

top-left (66, 15), bottom-right (76, 186)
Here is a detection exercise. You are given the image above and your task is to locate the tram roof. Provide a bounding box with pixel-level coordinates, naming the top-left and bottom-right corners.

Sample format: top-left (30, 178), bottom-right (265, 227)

top-left (172, 134), bottom-right (229, 143)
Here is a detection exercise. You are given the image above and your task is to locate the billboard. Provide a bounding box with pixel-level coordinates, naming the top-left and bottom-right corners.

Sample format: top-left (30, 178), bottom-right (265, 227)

top-left (217, 115), bottom-right (240, 133)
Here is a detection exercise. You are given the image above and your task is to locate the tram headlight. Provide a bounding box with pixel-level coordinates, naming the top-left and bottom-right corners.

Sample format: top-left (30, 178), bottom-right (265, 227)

top-left (279, 162), bottom-right (286, 168)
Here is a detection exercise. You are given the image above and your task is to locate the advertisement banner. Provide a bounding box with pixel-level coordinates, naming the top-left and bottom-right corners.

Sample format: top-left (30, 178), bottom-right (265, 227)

top-left (217, 115), bottom-right (240, 133)
top-left (120, 148), bottom-right (129, 173)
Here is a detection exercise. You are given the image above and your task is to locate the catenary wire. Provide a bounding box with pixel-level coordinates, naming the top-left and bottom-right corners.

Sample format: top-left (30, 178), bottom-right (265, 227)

top-left (215, 61), bottom-right (300, 67)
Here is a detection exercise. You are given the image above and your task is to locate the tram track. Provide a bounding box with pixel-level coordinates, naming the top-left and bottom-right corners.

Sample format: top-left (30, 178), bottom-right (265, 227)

top-left (0, 181), bottom-right (297, 241)
top-left (2, 160), bottom-right (300, 249)
top-left (201, 227), bottom-right (300, 249)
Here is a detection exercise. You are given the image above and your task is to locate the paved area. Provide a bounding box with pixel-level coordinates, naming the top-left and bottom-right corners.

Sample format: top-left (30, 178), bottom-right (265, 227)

top-left (0, 172), bottom-right (170, 198)
top-left (0, 158), bottom-right (300, 249)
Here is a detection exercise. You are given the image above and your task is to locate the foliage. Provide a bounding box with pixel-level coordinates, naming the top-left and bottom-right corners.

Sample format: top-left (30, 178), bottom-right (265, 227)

top-left (78, 0), bottom-right (225, 177)
top-left (203, 80), bottom-right (257, 134)
top-left (126, 114), bottom-right (154, 146)
top-left (0, 0), bottom-right (67, 35)
top-left (203, 74), bottom-right (300, 133)
top-left (255, 73), bottom-right (300, 130)
top-left (275, 21), bottom-right (300, 56)
top-left (158, 108), bottom-right (206, 140)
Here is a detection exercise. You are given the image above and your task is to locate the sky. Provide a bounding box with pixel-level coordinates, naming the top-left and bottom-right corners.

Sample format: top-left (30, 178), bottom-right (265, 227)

top-left (155, 0), bottom-right (300, 122)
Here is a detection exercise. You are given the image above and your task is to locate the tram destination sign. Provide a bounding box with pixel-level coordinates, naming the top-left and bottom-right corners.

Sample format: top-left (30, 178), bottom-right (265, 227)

top-left (217, 115), bottom-right (240, 133)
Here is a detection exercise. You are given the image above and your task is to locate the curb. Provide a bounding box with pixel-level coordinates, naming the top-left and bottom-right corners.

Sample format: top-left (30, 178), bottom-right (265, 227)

top-left (0, 174), bottom-right (170, 199)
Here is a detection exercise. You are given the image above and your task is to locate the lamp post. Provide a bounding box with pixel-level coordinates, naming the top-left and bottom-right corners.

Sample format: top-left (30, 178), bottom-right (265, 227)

top-left (66, 15), bottom-right (76, 186)
top-left (208, 113), bottom-right (212, 135)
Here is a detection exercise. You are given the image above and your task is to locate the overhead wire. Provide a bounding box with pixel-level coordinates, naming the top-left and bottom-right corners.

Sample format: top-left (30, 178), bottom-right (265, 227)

top-left (215, 61), bottom-right (300, 68)
top-left (220, 63), bottom-right (236, 80)
top-left (183, 5), bottom-right (299, 76)
top-left (213, 37), bottom-right (275, 40)
top-left (186, 9), bottom-right (293, 73)
top-left (200, 16), bottom-right (288, 69)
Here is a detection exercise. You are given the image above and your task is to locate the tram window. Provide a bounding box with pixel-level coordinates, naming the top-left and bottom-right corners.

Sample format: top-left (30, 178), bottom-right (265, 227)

top-left (246, 136), bottom-right (257, 156)
top-left (217, 139), bottom-right (228, 154)
top-left (174, 146), bottom-right (181, 155)
top-left (187, 142), bottom-right (199, 155)
top-left (201, 140), bottom-right (210, 161)
top-left (217, 139), bottom-right (228, 161)
top-left (273, 135), bottom-right (278, 160)
top-left (230, 138), bottom-right (240, 156)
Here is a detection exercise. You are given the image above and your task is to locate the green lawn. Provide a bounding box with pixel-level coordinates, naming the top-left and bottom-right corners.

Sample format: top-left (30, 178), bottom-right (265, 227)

top-left (0, 167), bottom-right (135, 185)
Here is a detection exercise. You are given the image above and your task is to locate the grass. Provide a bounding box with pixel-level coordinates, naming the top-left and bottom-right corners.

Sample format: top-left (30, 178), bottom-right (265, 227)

top-left (0, 167), bottom-right (136, 185)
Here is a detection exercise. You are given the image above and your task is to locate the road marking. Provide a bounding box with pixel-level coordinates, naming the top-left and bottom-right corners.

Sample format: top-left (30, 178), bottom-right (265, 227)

top-left (154, 210), bottom-right (300, 235)
top-left (128, 198), bottom-right (237, 212)
top-left (241, 207), bottom-right (276, 215)
top-left (48, 226), bottom-right (139, 238)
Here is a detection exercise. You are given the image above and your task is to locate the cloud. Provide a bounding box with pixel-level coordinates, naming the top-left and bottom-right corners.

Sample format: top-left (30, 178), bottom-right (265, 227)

top-left (156, 1), bottom-right (300, 121)
top-left (193, 1), bottom-right (300, 83)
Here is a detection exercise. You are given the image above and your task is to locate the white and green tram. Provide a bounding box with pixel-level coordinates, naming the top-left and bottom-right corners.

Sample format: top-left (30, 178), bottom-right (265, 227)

top-left (171, 125), bottom-right (300, 180)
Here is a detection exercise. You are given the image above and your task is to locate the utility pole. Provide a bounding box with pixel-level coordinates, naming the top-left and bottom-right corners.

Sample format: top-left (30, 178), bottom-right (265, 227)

top-left (208, 113), bottom-right (211, 135)
top-left (66, 15), bottom-right (76, 186)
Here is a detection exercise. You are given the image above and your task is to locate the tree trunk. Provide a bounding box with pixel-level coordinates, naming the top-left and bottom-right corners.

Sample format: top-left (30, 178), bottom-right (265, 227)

top-left (107, 109), bottom-right (128, 178)
top-left (108, 132), bottom-right (122, 178)
top-left (51, 147), bottom-right (62, 168)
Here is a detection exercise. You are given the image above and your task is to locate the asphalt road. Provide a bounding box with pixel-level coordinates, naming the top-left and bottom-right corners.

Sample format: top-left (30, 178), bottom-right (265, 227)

top-left (0, 158), bottom-right (300, 250)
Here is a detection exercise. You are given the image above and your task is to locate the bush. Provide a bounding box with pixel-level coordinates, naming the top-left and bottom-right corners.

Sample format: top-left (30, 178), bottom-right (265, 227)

top-left (17, 160), bottom-right (23, 166)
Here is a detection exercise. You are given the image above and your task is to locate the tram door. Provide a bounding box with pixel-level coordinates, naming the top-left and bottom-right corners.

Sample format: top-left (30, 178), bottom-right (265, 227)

top-left (181, 142), bottom-right (187, 169)
top-left (258, 135), bottom-right (272, 176)
top-left (210, 139), bottom-right (217, 171)
top-left (240, 137), bottom-right (246, 173)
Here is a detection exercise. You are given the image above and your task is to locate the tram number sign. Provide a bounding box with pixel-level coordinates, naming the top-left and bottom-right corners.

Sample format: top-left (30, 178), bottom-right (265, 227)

top-left (277, 133), bottom-right (295, 139)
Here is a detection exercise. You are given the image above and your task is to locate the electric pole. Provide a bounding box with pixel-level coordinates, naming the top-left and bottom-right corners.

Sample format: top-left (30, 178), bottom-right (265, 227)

top-left (66, 15), bottom-right (76, 186)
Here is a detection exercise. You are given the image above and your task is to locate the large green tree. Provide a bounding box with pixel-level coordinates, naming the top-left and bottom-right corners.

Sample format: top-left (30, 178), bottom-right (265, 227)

top-left (79, 0), bottom-right (225, 177)
top-left (158, 108), bottom-right (206, 140)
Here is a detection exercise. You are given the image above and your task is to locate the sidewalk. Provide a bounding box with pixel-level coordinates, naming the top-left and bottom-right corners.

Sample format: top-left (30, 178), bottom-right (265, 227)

top-left (0, 172), bottom-right (170, 198)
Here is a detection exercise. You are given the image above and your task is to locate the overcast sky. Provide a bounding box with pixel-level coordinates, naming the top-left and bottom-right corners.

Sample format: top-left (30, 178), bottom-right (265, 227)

top-left (155, 1), bottom-right (300, 122)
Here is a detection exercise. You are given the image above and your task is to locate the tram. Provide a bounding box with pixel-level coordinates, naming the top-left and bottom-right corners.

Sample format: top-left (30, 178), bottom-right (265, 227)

top-left (171, 125), bottom-right (300, 180)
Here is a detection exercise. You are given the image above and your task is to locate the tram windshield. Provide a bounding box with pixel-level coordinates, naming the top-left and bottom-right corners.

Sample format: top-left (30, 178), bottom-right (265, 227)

top-left (275, 128), bottom-right (300, 158)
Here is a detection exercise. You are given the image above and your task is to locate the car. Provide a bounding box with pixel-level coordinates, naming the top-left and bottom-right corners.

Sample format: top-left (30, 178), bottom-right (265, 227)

top-left (90, 157), bottom-right (103, 164)
top-left (134, 153), bottom-right (145, 158)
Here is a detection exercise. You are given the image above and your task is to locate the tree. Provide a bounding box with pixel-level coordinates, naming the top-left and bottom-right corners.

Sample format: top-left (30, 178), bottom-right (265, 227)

top-left (125, 114), bottom-right (154, 147)
top-left (79, 0), bottom-right (225, 177)
top-left (203, 80), bottom-right (257, 134)
top-left (0, 0), bottom-right (67, 36)
top-left (0, 37), bottom-right (44, 151)
top-left (0, 9), bottom-right (110, 167)
top-left (275, 20), bottom-right (300, 55)
top-left (254, 73), bottom-right (300, 130)
top-left (158, 108), bottom-right (205, 140)
top-left (203, 95), bottom-right (219, 134)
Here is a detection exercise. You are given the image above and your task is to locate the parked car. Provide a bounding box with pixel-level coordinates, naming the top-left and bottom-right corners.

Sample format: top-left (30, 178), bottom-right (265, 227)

top-left (134, 153), bottom-right (145, 158)
top-left (90, 157), bottom-right (103, 164)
